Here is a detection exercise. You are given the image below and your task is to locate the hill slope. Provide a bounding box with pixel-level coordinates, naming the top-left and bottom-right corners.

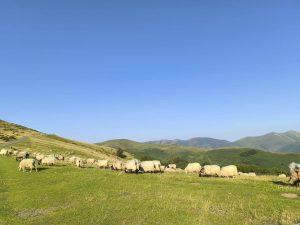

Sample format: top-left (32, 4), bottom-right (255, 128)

top-left (148, 137), bottom-right (233, 148)
top-left (234, 131), bottom-right (300, 152)
top-left (0, 119), bottom-right (131, 160)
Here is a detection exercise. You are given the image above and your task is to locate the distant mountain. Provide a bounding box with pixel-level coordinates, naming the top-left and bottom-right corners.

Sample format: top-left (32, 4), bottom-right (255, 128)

top-left (147, 137), bottom-right (233, 149)
top-left (145, 131), bottom-right (300, 153)
top-left (234, 131), bottom-right (300, 152)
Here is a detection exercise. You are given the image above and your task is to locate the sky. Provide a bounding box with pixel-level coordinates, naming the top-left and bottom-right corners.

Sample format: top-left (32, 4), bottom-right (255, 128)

top-left (1, 0), bottom-right (300, 143)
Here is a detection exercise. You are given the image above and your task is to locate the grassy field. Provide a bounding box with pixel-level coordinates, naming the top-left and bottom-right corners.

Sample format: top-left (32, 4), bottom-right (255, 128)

top-left (1, 157), bottom-right (300, 225)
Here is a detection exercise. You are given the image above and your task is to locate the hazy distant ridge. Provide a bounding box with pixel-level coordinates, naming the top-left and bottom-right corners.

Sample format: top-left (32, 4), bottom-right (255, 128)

top-left (148, 130), bottom-right (300, 153)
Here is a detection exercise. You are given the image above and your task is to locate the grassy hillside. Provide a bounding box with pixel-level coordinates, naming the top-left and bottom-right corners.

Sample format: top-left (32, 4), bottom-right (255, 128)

top-left (234, 131), bottom-right (300, 152)
top-left (1, 157), bottom-right (300, 225)
top-left (99, 139), bottom-right (300, 174)
top-left (0, 120), bottom-right (131, 160)
top-left (279, 142), bottom-right (300, 153)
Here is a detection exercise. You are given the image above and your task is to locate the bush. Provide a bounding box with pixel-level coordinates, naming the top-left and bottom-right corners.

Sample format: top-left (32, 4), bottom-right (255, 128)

top-left (116, 148), bottom-right (126, 158)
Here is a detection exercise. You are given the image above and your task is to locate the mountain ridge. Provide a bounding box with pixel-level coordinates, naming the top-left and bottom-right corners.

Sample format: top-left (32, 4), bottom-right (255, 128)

top-left (146, 130), bottom-right (300, 153)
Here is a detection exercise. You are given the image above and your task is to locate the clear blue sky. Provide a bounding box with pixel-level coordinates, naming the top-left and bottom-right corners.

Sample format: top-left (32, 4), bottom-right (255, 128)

top-left (1, 1), bottom-right (300, 142)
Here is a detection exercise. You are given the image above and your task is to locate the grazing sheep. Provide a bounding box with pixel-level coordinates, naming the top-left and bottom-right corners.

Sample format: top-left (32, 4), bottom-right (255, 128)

top-left (12, 150), bottom-right (19, 156)
top-left (7, 149), bottom-right (13, 155)
top-left (278, 174), bottom-right (287, 178)
top-left (164, 168), bottom-right (176, 172)
top-left (200, 165), bottom-right (221, 177)
top-left (153, 160), bottom-right (162, 172)
top-left (96, 160), bottom-right (109, 169)
top-left (19, 159), bottom-right (38, 172)
top-left (75, 158), bottom-right (84, 168)
top-left (289, 162), bottom-right (300, 187)
top-left (69, 156), bottom-right (78, 164)
top-left (55, 155), bottom-right (64, 161)
top-left (41, 156), bottom-right (56, 166)
top-left (35, 154), bottom-right (45, 161)
top-left (185, 163), bottom-right (201, 173)
top-left (16, 151), bottom-right (29, 161)
top-left (112, 160), bottom-right (125, 170)
top-left (125, 159), bottom-right (140, 173)
top-left (219, 165), bottom-right (238, 178)
top-left (0, 149), bottom-right (9, 156)
top-left (140, 161), bottom-right (156, 173)
top-left (160, 165), bottom-right (165, 171)
top-left (86, 158), bottom-right (96, 165)
top-left (167, 164), bottom-right (176, 170)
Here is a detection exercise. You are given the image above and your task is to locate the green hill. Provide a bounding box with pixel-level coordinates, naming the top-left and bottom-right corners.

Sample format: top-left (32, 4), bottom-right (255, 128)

top-left (278, 142), bottom-right (300, 153)
top-left (0, 119), bottom-right (131, 160)
top-left (234, 131), bottom-right (300, 152)
top-left (98, 139), bottom-right (300, 174)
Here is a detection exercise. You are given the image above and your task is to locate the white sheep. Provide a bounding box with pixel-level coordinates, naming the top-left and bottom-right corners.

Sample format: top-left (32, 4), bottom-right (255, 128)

top-left (19, 159), bottom-right (38, 172)
top-left (219, 165), bottom-right (238, 178)
top-left (112, 160), bottom-right (125, 170)
top-left (167, 164), bottom-right (176, 169)
top-left (41, 156), bottom-right (56, 166)
top-left (0, 149), bottom-right (9, 156)
top-left (75, 158), bottom-right (84, 168)
top-left (86, 158), bottom-right (96, 165)
top-left (125, 159), bottom-right (140, 173)
top-left (185, 163), bottom-right (201, 173)
top-left (289, 162), bottom-right (300, 186)
top-left (96, 160), bottom-right (109, 169)
top-left (140, 161), bottom-right (156, 173)
top-left (200, 165), bottom-right (221, 177)
top-left (153, 160), bottom-right (162, 172)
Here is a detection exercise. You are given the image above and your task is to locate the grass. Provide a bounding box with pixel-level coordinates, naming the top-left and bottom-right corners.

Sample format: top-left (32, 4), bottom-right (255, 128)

top-left (1, 157), bottom-right (300, 225)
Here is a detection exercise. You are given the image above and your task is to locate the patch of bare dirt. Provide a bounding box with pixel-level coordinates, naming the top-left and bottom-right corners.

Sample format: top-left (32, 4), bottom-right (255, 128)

top-left (281, 193), bottom-right (298, 199)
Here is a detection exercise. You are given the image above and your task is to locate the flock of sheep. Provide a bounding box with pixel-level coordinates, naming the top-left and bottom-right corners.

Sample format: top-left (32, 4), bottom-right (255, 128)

top-left (1, 148), bottom-right (299, 186)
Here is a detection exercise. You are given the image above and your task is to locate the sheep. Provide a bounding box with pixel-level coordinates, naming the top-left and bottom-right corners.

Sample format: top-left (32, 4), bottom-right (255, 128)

top-left (125, 159), bottom-right (140, 173)
top-left (164, 168), bottom-right (176, 172)
top-left (289, 162), bottom-right (300, 187)
top-left (35, 154), bottom-right (45, 161)
top-left (112, 160), bottom-right (125, 170)
top-left (55, 155), bottom-right (64, 161)
top-left (12, 150), bottom-right (19, 156)
top-left (19, 159), bottom-right (38, 172)
top-left (96, 160), bottom-right (109, 169)
top-left (7, 149), bottom-right (13, 155)
top-left (200, 165), bottom-right (221, 177)
top-left (41, 156), bottom-right (56, 166)
top-left (185, 163), bottom-right (201, 173)
top-left (86, 158), bottom-right (96, 165)
top-left (167, 164), bottom-right (176, 170)
top-left (153, 160), bottom-right (162, 172)
top-left (140, 161), bottom-right (156, 173)
top-left (75, 158), bottom-right (84, 168)
top-left (16, 151), bottom-right (29, 161)
top-left (0, 149), bottom-right (9, 156)
top-left (278, 174), bottom-right (287, 178)
top-left (160, 165), bottom-right (165, 171)
top-left (219, 165), bottom-right (238, 178)
top-left (69, 156), bottom-right (78, 164)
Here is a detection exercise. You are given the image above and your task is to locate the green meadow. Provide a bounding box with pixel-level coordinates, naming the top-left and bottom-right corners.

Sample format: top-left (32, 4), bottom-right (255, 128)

top-left (1, 157), bottom-right (299, 225)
